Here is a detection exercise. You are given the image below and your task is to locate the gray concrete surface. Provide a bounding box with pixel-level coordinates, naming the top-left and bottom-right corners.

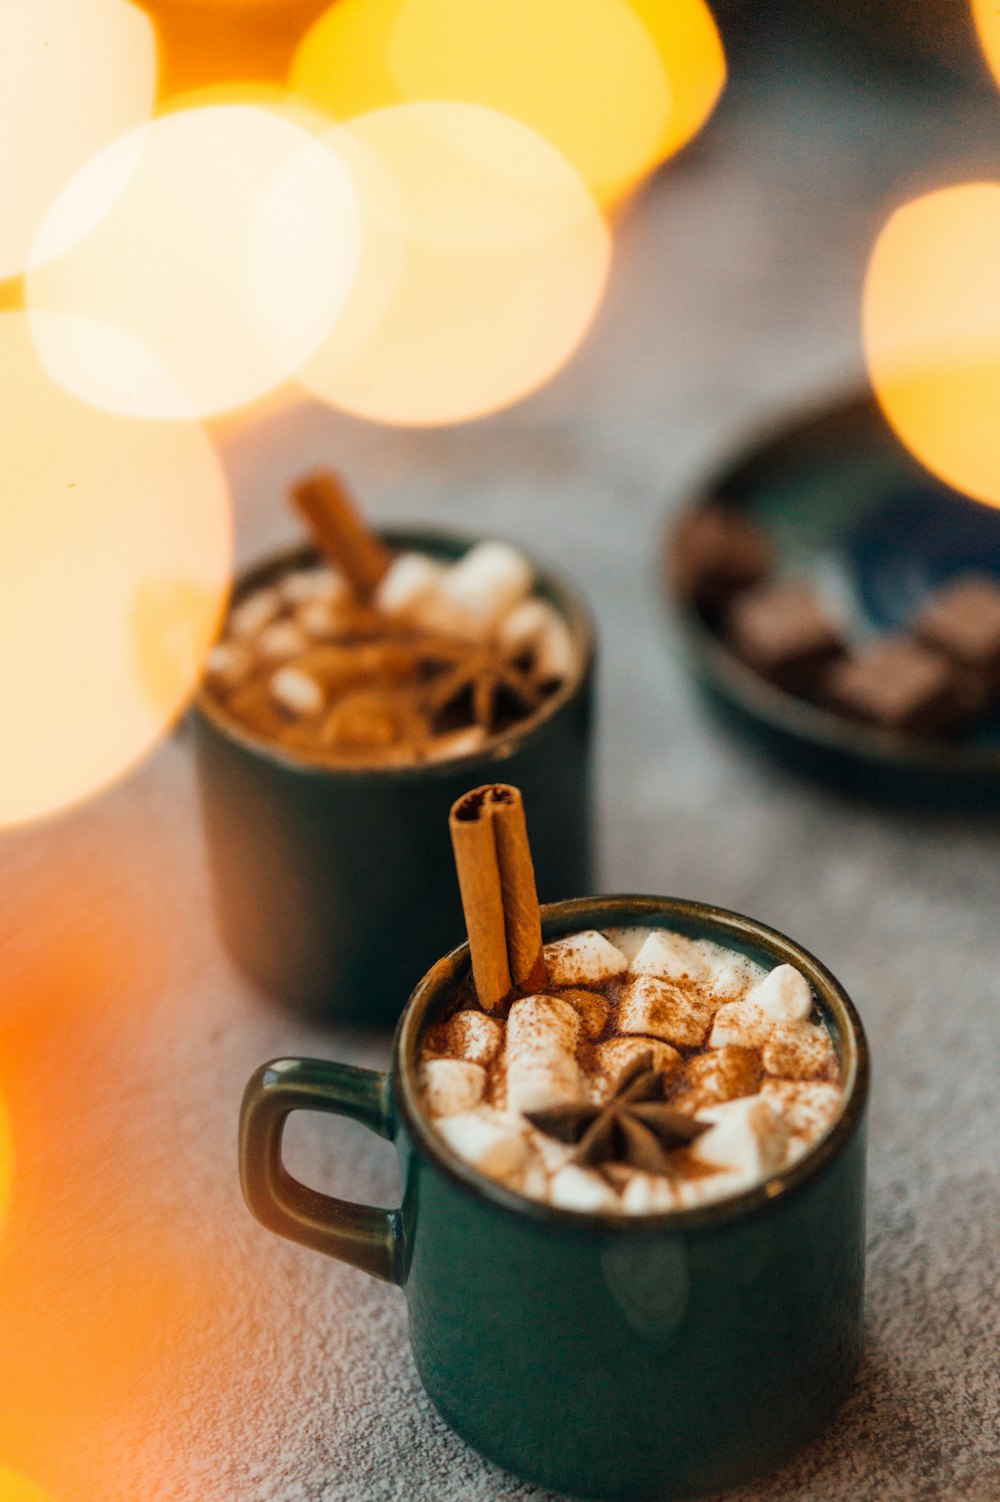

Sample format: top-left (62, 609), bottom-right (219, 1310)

top-left (2, 39), bottom-right (998, 1502)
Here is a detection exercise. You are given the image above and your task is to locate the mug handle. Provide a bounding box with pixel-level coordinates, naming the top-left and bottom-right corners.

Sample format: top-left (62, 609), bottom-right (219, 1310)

top-left (239, 1057), bottom-right (403, 1285)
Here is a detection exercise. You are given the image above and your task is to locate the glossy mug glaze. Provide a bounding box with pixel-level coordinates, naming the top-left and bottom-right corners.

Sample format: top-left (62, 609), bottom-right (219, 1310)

top-left (239, 896), bottom-right (869, 1500)
top-left (192, 528), bottom-right (595, 1024)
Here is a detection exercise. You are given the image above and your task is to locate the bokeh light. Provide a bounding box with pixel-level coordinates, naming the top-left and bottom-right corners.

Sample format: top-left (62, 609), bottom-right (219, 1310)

top-left (26, 105), bottom-right (362, 419)
top-left (0, 1093), bottom-right (10, 1242)
top-left (291, 0), bottom-right (724, 208)
top-left (863, 182), bottom-right (1000, 510)
top-left (971, 0), bottom-right (1000, 89)
top-left (141, 0), bottom-right (332, 97)
top-left (0, 0), bottom-right (156, 282)
top-left (0, 1470), bottom-right (58, 1502)
top-left (0, 312), bottom-right (231, 829)
top-left (297, 102), bottom-right (611, 426)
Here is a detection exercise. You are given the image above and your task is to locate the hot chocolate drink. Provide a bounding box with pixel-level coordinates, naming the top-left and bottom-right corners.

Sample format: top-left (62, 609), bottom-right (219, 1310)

top-left (418, 921), bottom-right (844, 1214)
top-left (203, 472), bottom-right (577, 766)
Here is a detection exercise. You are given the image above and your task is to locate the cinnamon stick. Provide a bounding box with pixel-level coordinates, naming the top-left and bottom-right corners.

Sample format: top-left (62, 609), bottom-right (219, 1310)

top-left (448, 783), bottom-right (547, 1008)
top-left (488, 785), bottom-right (547, 992)
top-left (449, 788), bottom-right (512, 1010)
top-left (290, 470), bottom-right (391, 596)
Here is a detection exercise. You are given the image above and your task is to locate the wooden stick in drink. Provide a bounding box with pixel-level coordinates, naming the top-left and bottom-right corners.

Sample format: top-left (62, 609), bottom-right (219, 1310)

top-left (290, 469), bottom-right (392, 596)
top-left (449, 783), bottom-right (547, 1009)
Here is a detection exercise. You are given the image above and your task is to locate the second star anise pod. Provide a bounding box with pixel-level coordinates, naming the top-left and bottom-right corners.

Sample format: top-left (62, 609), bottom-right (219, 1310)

top-left (525, 1052), bottom-right (710, 1176)
top-left (423, 639), bottom-right (545, 733)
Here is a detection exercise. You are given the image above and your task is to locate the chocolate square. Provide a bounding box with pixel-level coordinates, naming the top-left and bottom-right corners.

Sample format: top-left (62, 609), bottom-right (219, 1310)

top-left (823, 637), bottom-right (968, 737)
top-left (669, 504), bottom-right (775, 615)
top-left (726, 581), bottom-right (845, 695)
top-left (913, 574), bottom-right (1000, 702)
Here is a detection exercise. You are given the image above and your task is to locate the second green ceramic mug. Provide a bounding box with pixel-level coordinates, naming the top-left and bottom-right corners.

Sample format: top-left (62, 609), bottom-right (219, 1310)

top-left (240, 895), bottom-right (869, 1500)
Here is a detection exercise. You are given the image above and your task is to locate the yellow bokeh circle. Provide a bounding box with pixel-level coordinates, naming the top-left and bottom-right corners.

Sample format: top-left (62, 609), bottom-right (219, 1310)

top-left (0, 312), bottom-right (232, 829)
top-left (0, 0), bottom-right (156, 281)
top-left (290, 0), bottom-right (724, 208)
top-left (26, 105), bottom-right (363, 420)
top-left (863, 182), bottom-right (1000, 509)
top-left (297, 102), bottom-right (611, 426)
top-left (0, 1470), bottom-right (58, 1502)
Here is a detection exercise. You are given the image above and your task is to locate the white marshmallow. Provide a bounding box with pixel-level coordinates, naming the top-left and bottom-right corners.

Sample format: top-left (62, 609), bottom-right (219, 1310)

top-left (420, 1058), bottom-right (487, 1117)
top-left (229, 587), bottom-right (282, 639)
top-left (498, 598), bottom-right (575, 682)
top-left (620, 1172), bottom-right (680, 1214)
top-left (691, 1096), bottom-right (790, 1181)
top-left (751, 964), bottom-right (813, 1023)
top-left (435, 541), bottom-right (533, 637)
top-left (425, 725), bottom-right (488, 763)
top-left (529, 1130), bottom-right (577, 1175)
top-left (556, 988), bottom-right (610, 1039)
top-left (442, 1009), bottom-right (504, 1066)
top-left (618, 974), bottom-right (716, 1049)
top-left (762, 1021), bottom-right (837, 1081)
top-left (205, 641), bottom-right (251, 691)
top-left (257, 619), bottom-right (308, 662)
top-left (374, 552), bottom-right (446, 617)
top-left (435, 1108), bottom-right (530, 1182)
top-left (269, 666), bottom-right (324, 718)
top-left (543, 931), bottom-right (628, 986)
top-left (760, 1080), bottom-right (842, 1161)
top-left (549, 1165), bottom-right (620, 1213)
top-left (506, 994), bottom-right (582, 1114)
top-left (295, 598), bottom-right (342, 639)
top-left (280, 565), bottom-right (346, 606)
top-left (592, 1037), bottom-right (681, 1098)
top-left (709, 998), bottom-right (772, 1050)
top-left (630, 930), bottom-right (712, 985)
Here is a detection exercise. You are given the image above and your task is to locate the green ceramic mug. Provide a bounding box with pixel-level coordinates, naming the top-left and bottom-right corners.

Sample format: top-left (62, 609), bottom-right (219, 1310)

top-left (192, 528), bottom-right (595, 1025)
top-left (239, 895), bottom-right (869, 1500)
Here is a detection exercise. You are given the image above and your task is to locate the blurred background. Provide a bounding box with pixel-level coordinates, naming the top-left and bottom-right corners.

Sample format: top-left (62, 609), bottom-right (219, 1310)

top-left (2, 4), bottom-right (999, 1500)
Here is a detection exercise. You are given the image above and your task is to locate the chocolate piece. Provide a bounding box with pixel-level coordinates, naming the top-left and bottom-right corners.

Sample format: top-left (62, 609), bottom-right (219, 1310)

top-left (913, 574), bottom-right (1000, 705)
top-left (822, 637), bottom-right (967, 736)
top-left (726, 581), bottom-right (845, 695)
top-left (670, 503), bottom-right (775, 615)
top-left (526, 1052), bottom-right (709, 1177)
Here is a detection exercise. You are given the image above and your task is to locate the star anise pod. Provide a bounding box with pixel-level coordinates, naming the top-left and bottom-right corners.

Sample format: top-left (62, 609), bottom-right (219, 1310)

top-left (423, 640), bottom-right (545, 732)
top-left (525, 1052), bottom-right (709, 1176)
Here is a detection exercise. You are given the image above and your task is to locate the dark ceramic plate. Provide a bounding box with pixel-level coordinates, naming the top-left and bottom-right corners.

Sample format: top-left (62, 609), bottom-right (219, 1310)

top-left (667, 390), bottom-right (1000, 805)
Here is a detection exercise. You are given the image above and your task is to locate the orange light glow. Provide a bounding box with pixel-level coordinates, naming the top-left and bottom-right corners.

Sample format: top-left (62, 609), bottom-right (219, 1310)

top-left (0, 312), bottom-right (231, 829)
top-left (0, 0), bottom-right (156, 282)
top-left (26, 105), bottom-right (362, 419)
top-left (297, 103), bottom-right (611, 426)
top-left (291, 0), bottom-right (724, 208)
top-left (863, 183), bottom-right (1000, 509)
top-left (140, 0), bottom-right (332, 97)
top-left (971, 0), bottom-right (1000, 88)
top-left (0, 1470), bottom-right (58, 1502)
top-left (0, 1094), bottom-right (10, 1241)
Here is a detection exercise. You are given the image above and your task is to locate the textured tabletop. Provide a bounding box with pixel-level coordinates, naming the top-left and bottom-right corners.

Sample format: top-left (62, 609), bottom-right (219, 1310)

top-left (2, 36), bottom-right (999, 1502)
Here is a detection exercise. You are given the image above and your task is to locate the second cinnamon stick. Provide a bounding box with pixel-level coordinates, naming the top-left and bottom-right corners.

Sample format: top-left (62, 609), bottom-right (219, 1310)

top-left (291, 469), bottom-right (391, 596)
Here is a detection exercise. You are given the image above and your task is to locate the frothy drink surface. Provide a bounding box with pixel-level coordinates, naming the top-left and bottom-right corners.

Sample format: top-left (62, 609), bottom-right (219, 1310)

top-left (203, 541), bottom-right (577, 767)
top-left (418, 926), bottom-right (844, 1215)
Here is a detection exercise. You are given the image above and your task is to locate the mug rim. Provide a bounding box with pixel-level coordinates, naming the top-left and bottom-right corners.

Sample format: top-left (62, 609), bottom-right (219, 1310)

top-left (191, 525), bottom-right (596, 783)
top-left (394, 894), bottom-right (869, 1234)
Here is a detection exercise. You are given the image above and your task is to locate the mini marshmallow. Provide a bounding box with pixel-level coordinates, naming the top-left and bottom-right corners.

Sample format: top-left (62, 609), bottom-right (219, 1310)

top-left (555, 987), bottom-right (611, 1039)
top-left (700, 943), bottom-right (766, 1001)
top-left (529, 1129), bottom-right (577, 1175)
top-left (229, 587), bottom-right (282, 639)
top-left (435, 541), bottom-right (533, 636)
top-left (691, 1095), bottom-right (790, 1180)
top-left (618, 975), bottom-right (717, 1049)
top-left (269, 666), bottom-right (324, 718)
top-left (630, 930), bottom-right (712, 985)
top-left (709, 998), bottom-right (772, 1050)
top-left (760, 1080), bottom-right (842, 1161)
top-left (498, 598), bottom-right (575, 682)
top-left (669, 1045), bottom-right (762, 1114)
top-left (620, 1172), bottom-right (680, 1214)
top-left (506, 994), bottom-right (582, 1114)
top-left (280, 566), bottom-right (346, 606)
top-left (374, 552), bottom-right (447, 617)
top-left (762, 1021), bottom-right (837, 1081)
top-left (257, 619), bottom-right (308, 662)
top-left (549, 1165), bottom-right (620, 1213)
top-left (543, 931), bottom-right (628, 986)
top-left (205, 641), bottom-right (252, 691)
top-left (442, 1009), bottom-right (504, 1066)
top-left (593, 1037), bottom-right (681, 1092)
top-left (435, 1108), bottom-right (531, 1182)
top-left (295, 598), bottom-right (343, 639)
top-left (751, 964), bottom-right (813, 1023)
top-left (424, 726), bottom-right (488, 763)
top-left (420, 1058), bottom-right (487, 1117)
